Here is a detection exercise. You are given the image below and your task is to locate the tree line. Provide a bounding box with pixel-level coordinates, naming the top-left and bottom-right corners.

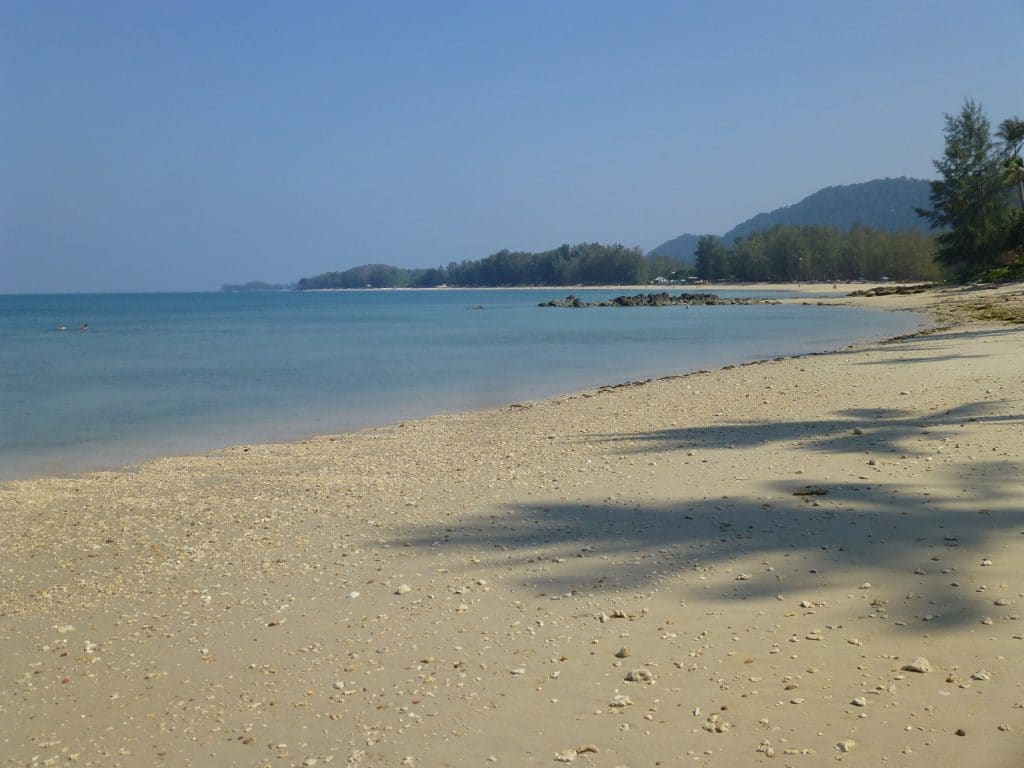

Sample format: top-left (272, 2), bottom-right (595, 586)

top-left (297, 243), bottom-right (679, 289)
top-left (693, 225), bottom-right (942, 282)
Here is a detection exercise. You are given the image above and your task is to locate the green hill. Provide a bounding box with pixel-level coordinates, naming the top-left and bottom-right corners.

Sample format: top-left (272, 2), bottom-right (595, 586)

top-left (650, 177), bottom-right (932, 263)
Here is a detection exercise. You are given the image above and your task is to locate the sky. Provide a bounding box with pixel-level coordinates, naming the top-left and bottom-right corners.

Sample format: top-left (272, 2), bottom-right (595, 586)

top-left (2, 1), bottom-right (1021, 293)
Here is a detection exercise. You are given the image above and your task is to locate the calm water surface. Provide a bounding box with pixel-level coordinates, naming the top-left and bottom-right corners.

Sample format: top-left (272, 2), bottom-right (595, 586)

top-left (0, 289), bottom-right (923, 481)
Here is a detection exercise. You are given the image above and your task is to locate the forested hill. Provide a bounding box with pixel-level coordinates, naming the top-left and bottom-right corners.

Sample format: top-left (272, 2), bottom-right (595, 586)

top-left (650, 177), bottom-right (932, 262)
top-left (723, 177), bottom-right (932, 241)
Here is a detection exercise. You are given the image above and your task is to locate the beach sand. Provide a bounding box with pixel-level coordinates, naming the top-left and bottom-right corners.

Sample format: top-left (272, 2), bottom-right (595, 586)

top-left (2, 283), bottom-right (1023, 768)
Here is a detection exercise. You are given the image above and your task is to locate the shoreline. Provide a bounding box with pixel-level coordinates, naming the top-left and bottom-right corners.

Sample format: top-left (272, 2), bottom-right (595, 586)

top-left (1, 288), bottom-right (923, 486)
top-left (3, 283), bottom-right (1023, 767)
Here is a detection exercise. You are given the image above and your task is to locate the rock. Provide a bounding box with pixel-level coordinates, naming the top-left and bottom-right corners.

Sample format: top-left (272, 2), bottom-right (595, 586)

top-left (553, 749), bottom-right (577, 762)
top-left (971, 670), bottom-right (991, 681)
top-left (625, 668), bottom-right (655, 683)
top-left (851, 697), bottom-right (867, 707)
top-left (837, 739), bottom-right (856, 753)
top-left (614, 647), bottom-right (631, 659)
top-left (793, 485), bottom-right (829, 496)
top-left (395, 584), bottom-right (411, 595)
top-left (702, 714), bottom-right (731, 733)
top-left (347, 591), bottom-right (360, 599)
top-left (902, 657), bottom-right (931, 673)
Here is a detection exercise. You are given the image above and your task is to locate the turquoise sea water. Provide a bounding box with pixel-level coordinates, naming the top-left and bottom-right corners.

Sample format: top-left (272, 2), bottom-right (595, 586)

top-left (0, 289), bottom-right (923, 481)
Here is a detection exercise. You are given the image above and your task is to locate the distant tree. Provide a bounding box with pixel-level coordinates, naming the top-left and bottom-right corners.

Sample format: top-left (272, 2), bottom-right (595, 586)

top-left (917, 99), bottom-right (1011, 273)
top-left (694, 236), bottom-right (728, 280)
top-left (412, 267), bottom-right (447, 287)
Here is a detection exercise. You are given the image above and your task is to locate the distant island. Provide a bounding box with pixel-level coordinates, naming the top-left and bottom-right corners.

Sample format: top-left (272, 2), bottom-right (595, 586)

top-left (220, 281), bottom-right (295, 292)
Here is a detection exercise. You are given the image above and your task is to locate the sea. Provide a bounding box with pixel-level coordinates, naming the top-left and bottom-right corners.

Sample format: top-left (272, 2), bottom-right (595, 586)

top-left (0, 288), bottom-right (923, 482)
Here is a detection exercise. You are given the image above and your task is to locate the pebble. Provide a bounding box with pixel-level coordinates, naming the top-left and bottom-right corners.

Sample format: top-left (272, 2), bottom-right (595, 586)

top-left (615, 647), bottom-right (631, 659)
top-left (395, 584), bottom-right (411, 595)
top-left (851, 697), bottom-right (867, 707)
top-left (347, 591), bottom-right (360, 599)
top-left (837, 739), bottom-right (856, 753)
top-left (902, 657), bottom-right (931, 673)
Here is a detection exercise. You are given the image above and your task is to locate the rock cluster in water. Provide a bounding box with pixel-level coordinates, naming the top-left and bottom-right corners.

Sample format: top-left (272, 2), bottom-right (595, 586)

top-left (539, 292), bottom-right (780, 308)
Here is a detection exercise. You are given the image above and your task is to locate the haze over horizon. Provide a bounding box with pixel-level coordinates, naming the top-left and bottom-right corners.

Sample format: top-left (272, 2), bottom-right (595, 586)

top-left (2, 1), bottom-right (1021, 294)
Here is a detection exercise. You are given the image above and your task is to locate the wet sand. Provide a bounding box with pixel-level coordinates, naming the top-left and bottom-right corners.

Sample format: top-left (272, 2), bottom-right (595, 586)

top-left (2, 282), bottom-right (1023, 768)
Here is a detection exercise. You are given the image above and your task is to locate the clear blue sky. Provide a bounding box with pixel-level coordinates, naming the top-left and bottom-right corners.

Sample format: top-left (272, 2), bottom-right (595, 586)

top-left (2, 1), bottom-right (1021, 293)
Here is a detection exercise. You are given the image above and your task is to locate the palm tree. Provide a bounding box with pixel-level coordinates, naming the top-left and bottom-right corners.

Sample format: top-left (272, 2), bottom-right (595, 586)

top-left (997, 117), bottom-right (1024, 209)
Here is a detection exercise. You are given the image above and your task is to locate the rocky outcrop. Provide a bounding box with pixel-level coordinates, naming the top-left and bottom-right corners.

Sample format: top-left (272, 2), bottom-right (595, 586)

top-left (539, 292), bottom-right (780, 308)
top-left (848, 283), bottom-right (936, 297)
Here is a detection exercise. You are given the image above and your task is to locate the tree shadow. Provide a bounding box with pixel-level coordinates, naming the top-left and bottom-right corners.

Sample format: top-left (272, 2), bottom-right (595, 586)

top-left (393, 458), bottom-right (1023, 630)
top-left (857, 353), bottom-right (992, 365)
top-left (589, 399), bottom-right (1021, 459)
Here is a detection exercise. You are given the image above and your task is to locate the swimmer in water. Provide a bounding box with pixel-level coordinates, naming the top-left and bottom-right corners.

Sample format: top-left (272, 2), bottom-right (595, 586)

top-left (81, 323), bottom-right (89, 331)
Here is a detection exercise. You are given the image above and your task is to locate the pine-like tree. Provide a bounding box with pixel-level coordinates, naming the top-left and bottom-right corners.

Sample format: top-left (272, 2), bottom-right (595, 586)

top-left (917, 99), bottom-right (1010, 273)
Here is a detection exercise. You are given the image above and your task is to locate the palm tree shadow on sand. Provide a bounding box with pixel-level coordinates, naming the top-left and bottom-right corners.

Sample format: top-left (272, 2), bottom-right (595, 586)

top-left (392, 396), bottom-right (1022, 632)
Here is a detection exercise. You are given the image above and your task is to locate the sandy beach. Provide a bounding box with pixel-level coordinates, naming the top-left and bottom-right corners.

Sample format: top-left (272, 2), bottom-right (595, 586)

top-left (2, 282), bottom-right (1023, 768)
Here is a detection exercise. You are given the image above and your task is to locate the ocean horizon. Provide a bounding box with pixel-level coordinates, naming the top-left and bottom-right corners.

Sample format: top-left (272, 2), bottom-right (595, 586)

top-left (0, 288), bottom-right (923, 482)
